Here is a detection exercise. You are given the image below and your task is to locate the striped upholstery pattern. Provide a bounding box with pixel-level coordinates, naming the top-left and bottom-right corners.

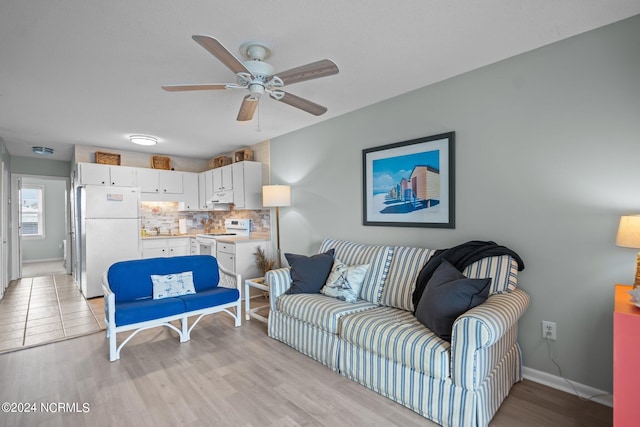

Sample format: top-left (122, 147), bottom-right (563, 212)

top-left (340, 343), bottom-right (471, 427)
top-left (451, 288), bottom-right (530, 389)
top-left (277, 293), bottom-right (377, 333)
top-left (340, 335), bottom-right (524, 427)
top-left (265, 267), bottom-right (293, 311)
top-left (319, 239), bottom-right (394, 304)
top-left (380, 246), bottom-right (435, 311)
top-left (340, 307), bottom-right (450, 379)
top-left (475, 344), bottom-right (523, 426)
top-left (463, 255), bottom-right (518, 294)
top-left (269, 309), bottom-right (342, 371)
top-left (266, 240), bottom-right (530, 427)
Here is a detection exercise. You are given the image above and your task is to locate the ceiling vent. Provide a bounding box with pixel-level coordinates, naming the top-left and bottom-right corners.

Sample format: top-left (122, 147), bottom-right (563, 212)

top-left (32, 146), bottom-right (54, 155)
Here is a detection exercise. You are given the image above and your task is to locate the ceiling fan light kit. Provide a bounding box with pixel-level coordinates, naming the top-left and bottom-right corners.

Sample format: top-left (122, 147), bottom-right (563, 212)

top-left (162, 35), bottom-right (339, 122)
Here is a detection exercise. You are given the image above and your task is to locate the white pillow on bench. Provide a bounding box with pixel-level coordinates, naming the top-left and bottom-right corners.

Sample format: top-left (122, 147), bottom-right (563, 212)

top-left (151, 271), bottom-right (196, 300)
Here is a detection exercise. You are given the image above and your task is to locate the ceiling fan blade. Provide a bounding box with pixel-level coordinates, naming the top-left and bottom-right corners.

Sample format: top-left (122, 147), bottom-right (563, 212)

top-left (271, 91), bottom-right (328, 116)
top-left (275, 59), bottom-right (339, 86)
top-left (161, 84), bottom-right (228, 92)
top-left (192, 35), bottom-right (251, 75)
top-left (237, 96), bottom-right (259, 121)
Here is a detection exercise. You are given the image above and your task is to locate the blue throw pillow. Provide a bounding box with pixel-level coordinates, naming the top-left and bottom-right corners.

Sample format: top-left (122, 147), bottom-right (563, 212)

top-left (285, 249), bottom-right (335, 294)
top-left (414, 259), bottom-right (490, 341)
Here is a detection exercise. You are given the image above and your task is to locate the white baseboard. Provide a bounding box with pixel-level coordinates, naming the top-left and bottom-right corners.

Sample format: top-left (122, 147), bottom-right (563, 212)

top-left (22, 257), bottom-right (64, 264)
top-left (522, 366), bottom-right (612, 407)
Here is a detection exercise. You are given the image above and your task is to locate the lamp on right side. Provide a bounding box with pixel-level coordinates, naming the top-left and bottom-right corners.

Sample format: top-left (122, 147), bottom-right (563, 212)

top-left (616, 215), bottom-right (640, 288)
top-left (263, 185), bottom-right (291, 269)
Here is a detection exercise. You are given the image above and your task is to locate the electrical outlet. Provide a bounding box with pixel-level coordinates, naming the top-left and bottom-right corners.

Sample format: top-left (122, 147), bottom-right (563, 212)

top-left (542, 321), bottom-right (557, 340)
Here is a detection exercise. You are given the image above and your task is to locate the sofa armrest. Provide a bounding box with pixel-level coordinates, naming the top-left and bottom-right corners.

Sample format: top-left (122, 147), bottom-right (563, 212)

top-left (101, 271), bottom-right (116, 329)
top-left (218, 264), bottom-right (241, 293)
top-left (450, 288), bottom-right (530, 390)
top-left (265, 267), bottom-right (292, 311)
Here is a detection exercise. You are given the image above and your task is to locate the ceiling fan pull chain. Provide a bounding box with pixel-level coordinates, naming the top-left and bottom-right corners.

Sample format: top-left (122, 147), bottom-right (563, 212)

top-left (255, 101), bottom-right (262, 133)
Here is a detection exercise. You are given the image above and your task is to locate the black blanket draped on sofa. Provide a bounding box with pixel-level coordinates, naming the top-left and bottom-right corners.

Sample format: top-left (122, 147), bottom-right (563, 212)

top-left (412, 240), bottom-right (525, 313)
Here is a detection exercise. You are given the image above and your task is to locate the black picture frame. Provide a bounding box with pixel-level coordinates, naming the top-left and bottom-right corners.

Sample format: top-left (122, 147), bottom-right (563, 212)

top-left (362, 132), bottom-right (455, 228)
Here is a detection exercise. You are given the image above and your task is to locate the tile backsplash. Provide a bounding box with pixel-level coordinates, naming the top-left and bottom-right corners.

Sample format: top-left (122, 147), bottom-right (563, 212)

top-left (140, 202), bottom-right (270, 235)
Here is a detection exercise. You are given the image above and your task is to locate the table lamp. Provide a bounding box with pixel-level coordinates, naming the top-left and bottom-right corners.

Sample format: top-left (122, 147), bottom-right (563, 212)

top-left (263, 185), bottom-right (291, 268)
top-left (616, 215), bottom-right (640, 288)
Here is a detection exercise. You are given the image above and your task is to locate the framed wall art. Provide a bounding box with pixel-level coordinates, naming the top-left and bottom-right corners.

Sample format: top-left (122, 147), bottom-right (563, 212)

top-left (362, 132), bottom-right (455, 228)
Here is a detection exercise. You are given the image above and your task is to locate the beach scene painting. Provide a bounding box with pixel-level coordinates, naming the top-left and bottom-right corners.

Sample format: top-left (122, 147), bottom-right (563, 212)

top-left (363, 132), bottom-right (455, 228)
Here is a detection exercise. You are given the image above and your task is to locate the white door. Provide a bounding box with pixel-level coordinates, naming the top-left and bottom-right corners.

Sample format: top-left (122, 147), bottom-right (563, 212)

top-left (10, 175), bottom-right (22, 280)
top-left (0, 161), bottom-right (7, 296)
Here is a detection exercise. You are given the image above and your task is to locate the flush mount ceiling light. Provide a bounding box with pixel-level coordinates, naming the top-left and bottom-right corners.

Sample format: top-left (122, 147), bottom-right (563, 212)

top-left (32, 146), bottom-right (54, 155)
top-left (129, 135), bottom-right (158, 146)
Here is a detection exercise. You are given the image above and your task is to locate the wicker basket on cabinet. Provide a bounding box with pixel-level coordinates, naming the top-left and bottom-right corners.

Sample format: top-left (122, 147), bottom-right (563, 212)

top-left (209, 156), bottom-right (232, 169)
top-left (95, 152), bottom-right (121, 165)
top-left (151, 156), bottom-right (171, 170)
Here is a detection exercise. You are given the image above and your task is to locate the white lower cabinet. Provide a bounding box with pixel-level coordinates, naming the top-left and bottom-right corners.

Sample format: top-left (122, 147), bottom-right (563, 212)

top-left (216, 240), bottom-right (268, 293)
top-left (142, 238), bottom-right (191, 258)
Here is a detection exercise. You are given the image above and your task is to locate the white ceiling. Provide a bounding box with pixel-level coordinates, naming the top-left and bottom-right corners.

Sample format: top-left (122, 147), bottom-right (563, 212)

top-left (1, 1), bottom-right (639, 162)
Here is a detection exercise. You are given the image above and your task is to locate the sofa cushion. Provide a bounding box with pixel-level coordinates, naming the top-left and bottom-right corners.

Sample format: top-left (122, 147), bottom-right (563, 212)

top-left (108, 255), bottom-right (220, 302)
top-left (319, 239), bottom-right (394, 304)
top-left (340, 306), bottom-right (451, 380)
top-left (285, 249), bottom-right (335, 295)
top-left (151, 271), bottom-right (196, 299)
top-left (177, 287), bottom-right (240, 312)
top-left (462, 255), bottom-right (518, 294)
top-left (415, 260), bottom-right (491, 341)
top-left (380, 246), bottom-right (436, 311)
top-left (277, 293), bottom-right (377, 333)
top-left (320, 258), bottom-right (369, 303)
top-left (115, 297), bottom-right (185, 326)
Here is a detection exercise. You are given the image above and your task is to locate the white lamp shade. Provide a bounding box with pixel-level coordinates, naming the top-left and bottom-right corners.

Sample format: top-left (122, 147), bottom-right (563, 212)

top-left (616, 215), bottom-right (640, 248)
top-left (263, 185), bottom-right (291, 207)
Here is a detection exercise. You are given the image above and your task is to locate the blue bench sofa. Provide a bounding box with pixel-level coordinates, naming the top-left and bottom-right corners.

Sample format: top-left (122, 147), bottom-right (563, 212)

top-left (266, 239), bottom-right (529, 427)
top-left (101, 255), bottom-right (241, 361)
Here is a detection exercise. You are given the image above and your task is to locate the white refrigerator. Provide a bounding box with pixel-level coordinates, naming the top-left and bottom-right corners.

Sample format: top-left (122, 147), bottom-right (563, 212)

top-left (77, 185), bottom-right (141, 298)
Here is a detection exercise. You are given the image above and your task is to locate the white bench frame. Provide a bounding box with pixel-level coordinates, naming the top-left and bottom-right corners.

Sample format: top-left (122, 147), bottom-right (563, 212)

top-left (102, 265), bottom-right (241, 362)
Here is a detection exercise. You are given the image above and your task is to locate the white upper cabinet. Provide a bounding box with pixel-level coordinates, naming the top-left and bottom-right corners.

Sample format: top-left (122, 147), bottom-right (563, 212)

top-left (232, 161), bottom-right (263, 209)
top-left (77, 163), bottom-right (135, 187)
top-left (213, 165), bottom-right (233, 191)
top-left (109, 166), bottom-right (136, 187)
top-left (136, 168), bottom-right (159, 192)
top-left (137, 169), bottom-right (183, 194)
top-left (180, 172), bottom-right (199, 210)
top-left (159, 170), bottom-right (183, 194)
top-left (198, 172), bottom-right (208, 209)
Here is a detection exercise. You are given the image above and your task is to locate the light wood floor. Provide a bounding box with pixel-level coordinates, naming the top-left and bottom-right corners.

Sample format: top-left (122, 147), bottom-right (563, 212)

top-left (0, 308), bottom-right (611, 427)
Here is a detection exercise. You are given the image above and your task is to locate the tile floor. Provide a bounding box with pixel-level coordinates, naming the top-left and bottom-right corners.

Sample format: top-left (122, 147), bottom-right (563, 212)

top-left (0, 274), bottom-right (104, 353)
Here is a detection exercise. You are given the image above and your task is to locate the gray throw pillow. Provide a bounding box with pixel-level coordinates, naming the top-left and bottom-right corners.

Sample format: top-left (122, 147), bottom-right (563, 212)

top-left (414, 259), bottom-right (491, 341)
top-left (285, 249), bottom-right (335, 294)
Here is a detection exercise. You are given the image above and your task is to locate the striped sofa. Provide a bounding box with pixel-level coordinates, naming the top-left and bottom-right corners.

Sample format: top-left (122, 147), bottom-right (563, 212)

top-left (266, 239), bottom-right (529, 427)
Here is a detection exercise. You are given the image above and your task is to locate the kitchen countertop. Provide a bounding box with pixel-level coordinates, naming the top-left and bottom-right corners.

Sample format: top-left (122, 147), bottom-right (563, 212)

top-left (141, 233), bottom-right (199, 240)
top-left (141, 232), bottom-right (270, 242)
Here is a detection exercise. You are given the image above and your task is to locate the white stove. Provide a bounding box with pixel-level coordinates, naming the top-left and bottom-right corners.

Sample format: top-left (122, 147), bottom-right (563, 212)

top-left (195, 219), bottom-right (251, 255)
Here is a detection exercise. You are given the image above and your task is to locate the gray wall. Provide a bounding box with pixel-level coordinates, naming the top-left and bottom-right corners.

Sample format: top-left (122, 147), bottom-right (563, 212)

top-left (20, 177), bottom-right (67, 262)
top-left (270, 15), bottom-right (640, 392)
top-left (11, 156), bottom-right (70, 177)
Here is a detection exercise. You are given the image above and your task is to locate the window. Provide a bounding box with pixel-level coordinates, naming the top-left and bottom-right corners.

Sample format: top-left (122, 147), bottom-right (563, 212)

top-left (21, 185), bottom-right (44, 238)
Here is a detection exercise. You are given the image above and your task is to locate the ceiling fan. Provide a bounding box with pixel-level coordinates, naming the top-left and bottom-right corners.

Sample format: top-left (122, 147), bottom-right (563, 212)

top-left (162, 36), bottom-right (339, 122)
